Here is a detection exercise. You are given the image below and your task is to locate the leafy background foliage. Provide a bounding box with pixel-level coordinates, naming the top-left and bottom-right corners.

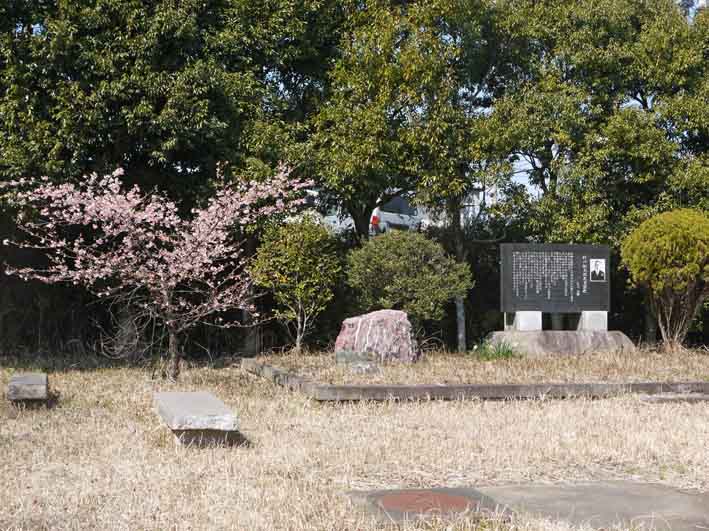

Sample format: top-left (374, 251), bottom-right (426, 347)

top-left (1, 0), bottom-right (707, 353)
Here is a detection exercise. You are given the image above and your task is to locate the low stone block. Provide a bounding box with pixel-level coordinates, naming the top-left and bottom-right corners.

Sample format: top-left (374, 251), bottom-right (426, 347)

top-left (486, 330), bottom-right (635, 356)
top-left (154, 391), bottom-right (240, 446)
top-left (7, 373), bottom-right (49, 402)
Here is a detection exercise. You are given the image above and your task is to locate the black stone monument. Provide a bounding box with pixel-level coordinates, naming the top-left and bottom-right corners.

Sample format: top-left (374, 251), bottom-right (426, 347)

top-left (500, 243), bottom-right (610, 314)
top-left (487, 243), bottom-right (635, 356)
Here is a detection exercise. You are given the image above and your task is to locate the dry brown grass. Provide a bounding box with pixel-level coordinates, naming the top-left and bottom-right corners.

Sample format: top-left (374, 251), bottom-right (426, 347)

top-left (256, 348), bottom-right (709, 385)
top-left (1, 356), bottom-right (709, 530)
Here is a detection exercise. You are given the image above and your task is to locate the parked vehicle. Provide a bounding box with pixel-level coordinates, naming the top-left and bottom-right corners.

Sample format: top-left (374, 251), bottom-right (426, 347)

top-left (303, 187), bottom-right (498, 236)
top-left (303, 191), bottom-right (424, 236)
top-left (370, 196), bottom-right (426, 235)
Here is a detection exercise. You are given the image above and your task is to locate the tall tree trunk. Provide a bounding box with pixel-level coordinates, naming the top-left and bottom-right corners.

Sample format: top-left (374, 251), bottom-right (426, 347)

top-left (166, 328), bottom-right (180, 381)
top-left (643, 303), bottom-right (657, 346)
top-left (294, 307), bottom-right (303, 354)
top-left (350, 206), bottom-right (373, 243)
top-left (449, 197), bottom-right (467, 353)
top-left (455, 296), bottom-right (466, 352)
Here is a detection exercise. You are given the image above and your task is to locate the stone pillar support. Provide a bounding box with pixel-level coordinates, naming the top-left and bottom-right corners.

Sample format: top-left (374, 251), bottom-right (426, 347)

top-left (504, 311), bottom-right (542, 332)
top-left (577, 311), bottom-right (608, 331)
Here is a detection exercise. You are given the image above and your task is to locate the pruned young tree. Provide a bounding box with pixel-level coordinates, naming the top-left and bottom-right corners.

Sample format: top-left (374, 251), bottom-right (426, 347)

top-left (2, 166), bottom-right (309, 379)
top-left (251, 216), bottom-right (342, 352)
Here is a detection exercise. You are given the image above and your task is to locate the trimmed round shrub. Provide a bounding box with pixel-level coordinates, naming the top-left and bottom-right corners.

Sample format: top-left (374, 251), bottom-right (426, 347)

top-left (621, 208), bottom-right (709, 349)
top-left (347, 230), bottom-right (472, 326)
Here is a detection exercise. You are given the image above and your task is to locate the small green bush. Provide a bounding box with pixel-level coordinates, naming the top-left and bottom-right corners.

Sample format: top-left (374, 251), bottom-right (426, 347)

top-left (251, 217), bottom-right (342, 352)
top-left (470, 341), bottom-right (521, 361)
top-left (346, 230), bottom-right (473, 326)
top-left (621, 208), bottom-right (709, 350)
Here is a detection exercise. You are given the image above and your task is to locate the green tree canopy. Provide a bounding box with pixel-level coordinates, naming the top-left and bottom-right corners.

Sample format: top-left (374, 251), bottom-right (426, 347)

top-left (0, 0), bottom-right (346, 200)
top-left (489, 0), bottom-right (708, 244)
top-left (306, 0), bottom-right (502, 241)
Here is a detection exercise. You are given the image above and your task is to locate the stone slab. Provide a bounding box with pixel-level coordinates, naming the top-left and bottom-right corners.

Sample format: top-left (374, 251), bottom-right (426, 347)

top-left (348, 483), bottom-right (709, 530)
top-left (154, 392), bottom-right (238, 431)
top-left (346, 487), bottom-right (503, 524)
top-left (7, 373), bottom-right (49, 401)
top-left (639, 393), bottom-right (709, 404)
top-left (313, 381), bottom-right (709, 401)
top-left (477, 481), bottom-right (709, 531)
top-left (487, 330), bottom-right (635, 356)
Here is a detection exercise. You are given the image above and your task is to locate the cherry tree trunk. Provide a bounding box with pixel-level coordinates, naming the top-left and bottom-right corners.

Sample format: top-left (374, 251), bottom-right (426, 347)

top-left (166, 329), bottom-right (180, 381)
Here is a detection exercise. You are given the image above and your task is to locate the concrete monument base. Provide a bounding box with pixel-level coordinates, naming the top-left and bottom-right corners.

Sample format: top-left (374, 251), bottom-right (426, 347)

top-left (486, 330), bottom-right (635, 356)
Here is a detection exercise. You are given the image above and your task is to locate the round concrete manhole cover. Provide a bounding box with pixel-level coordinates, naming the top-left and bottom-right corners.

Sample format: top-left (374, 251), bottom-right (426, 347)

top-left (377, 491), bottom-right (473, 514)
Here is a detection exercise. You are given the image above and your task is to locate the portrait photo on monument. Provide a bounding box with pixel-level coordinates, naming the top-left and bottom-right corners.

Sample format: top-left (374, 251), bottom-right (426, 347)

top-left (590, 259), bottom-right (606, 282)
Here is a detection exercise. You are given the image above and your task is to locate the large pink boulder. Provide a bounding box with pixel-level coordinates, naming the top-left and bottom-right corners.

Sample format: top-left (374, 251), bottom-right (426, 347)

top-left (334, 309), bottom-right (420, 363)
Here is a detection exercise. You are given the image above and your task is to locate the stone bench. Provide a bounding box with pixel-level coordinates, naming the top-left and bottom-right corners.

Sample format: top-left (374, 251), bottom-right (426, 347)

top-left (154, 391), bottom-right (242, 446)
top-left (7, 373), bottom-right (49, 403)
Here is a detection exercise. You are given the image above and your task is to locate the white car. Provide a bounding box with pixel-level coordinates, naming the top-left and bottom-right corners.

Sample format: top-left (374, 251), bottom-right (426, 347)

top-left (370, 196), bottom-right (426, 235)
top-left (304, 191), bottom-right (426, 236)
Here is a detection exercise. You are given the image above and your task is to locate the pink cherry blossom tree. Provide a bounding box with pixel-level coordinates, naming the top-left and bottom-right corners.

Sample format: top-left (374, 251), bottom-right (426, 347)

top-left (2, 165), bottom-right (309, 379)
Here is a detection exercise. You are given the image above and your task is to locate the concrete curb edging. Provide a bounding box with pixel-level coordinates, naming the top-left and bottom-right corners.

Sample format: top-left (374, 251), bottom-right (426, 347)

top-left (241, 359), bottom-right (709, 402)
